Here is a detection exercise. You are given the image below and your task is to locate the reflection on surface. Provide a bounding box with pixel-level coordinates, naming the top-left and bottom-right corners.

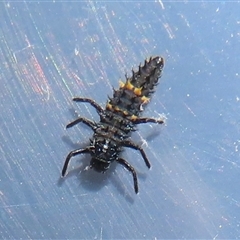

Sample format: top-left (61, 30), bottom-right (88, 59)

top-left (0, 1), bottom-right (240, 239)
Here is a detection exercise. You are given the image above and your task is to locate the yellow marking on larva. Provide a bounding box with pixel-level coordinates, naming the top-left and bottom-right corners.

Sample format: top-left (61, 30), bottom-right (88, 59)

top-left (134, 87), bottom-right (142, 96)
top-left (120, 80), bottom-right (143, 96)
top-left (114, 106), bottom-right (120, 111)
top-left (141, 96), bottom-right (150, 103)
top-left (130, 115), bottom-right (138, 121)
top-left (108, 103), bottom-right (130, 116)
top-left (106, 103), bottom-right (113, 110)
top-left (123, 110), bottom-right (129, 116)
top-left (119, 80), bottom-right (125, 88)
top-left (125, 80), bottom-right (134, 90)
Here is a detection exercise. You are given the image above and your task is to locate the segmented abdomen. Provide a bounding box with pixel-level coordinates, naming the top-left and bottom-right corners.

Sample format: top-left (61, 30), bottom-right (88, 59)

top-left (100, 56), bottom-right (164, 138)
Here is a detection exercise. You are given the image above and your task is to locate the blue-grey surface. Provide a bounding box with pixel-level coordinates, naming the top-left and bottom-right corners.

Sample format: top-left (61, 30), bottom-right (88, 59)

top-left (0, 1), bottom-right (240, 239)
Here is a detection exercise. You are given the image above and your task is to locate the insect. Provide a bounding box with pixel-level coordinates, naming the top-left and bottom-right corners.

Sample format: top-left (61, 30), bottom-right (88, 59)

top-left (62, 56), bottom-right (165, 193)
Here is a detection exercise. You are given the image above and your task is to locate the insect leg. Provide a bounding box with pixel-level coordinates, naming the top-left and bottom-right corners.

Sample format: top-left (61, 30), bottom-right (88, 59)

top-left (73, 97), bottom-right (104, 113)
top-left (66, 117), bottom-right (96, 131)
top-left (62, 147), bottom-right (93, 177)
top-left (116, 158), bottom-right (138, 194)
top-left (121, 140), bottom-right (151, 168)
top-left (133, 117), bottom-right (164, 125)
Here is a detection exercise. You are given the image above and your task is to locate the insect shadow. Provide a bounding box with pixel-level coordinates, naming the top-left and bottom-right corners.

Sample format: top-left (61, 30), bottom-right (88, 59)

top-left (144, 126), bottom-right (163, 143)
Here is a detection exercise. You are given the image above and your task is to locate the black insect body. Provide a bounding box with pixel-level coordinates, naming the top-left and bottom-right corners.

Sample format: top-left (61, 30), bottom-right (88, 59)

top-left (62, 56), bottom-right (165, 193)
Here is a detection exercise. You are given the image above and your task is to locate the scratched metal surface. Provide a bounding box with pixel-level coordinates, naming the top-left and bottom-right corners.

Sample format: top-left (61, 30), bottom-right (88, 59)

top-left (0, 1), bottom-right (240, 239)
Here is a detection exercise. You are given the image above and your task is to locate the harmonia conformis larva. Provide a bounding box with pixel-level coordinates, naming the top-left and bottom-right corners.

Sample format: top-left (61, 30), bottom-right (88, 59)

top-left (62, 56), bottom-right (165, 194)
